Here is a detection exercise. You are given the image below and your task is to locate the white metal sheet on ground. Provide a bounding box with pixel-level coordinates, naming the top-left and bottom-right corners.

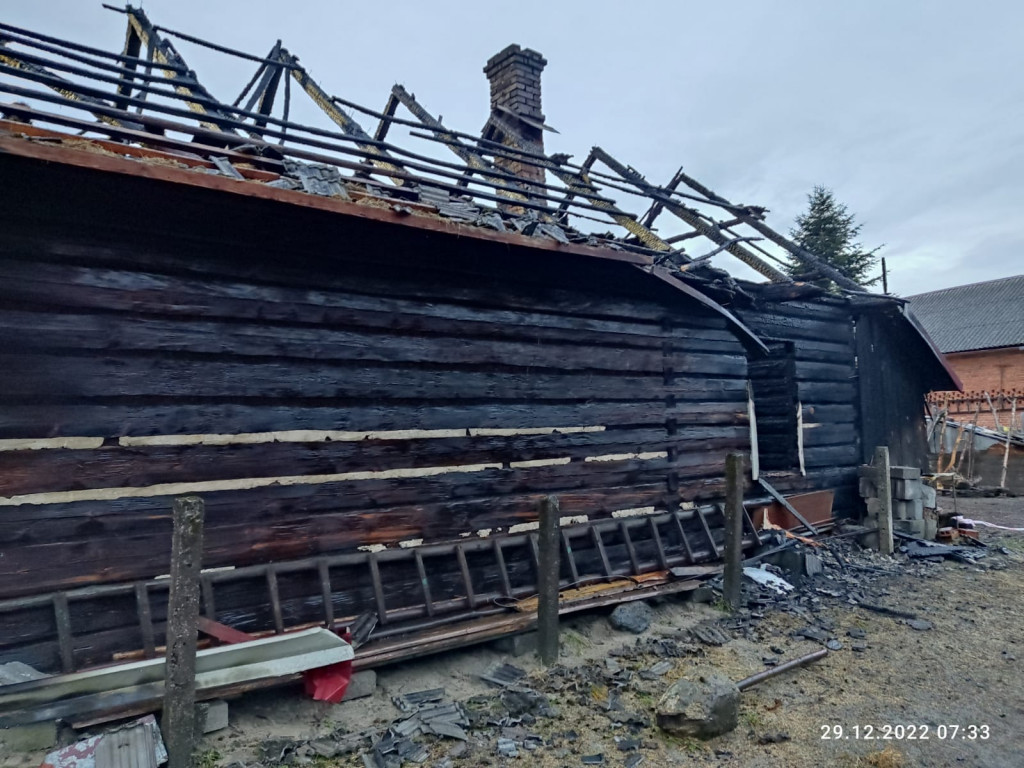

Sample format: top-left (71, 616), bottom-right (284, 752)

top-left (0, 628), bottom-right (351, 712)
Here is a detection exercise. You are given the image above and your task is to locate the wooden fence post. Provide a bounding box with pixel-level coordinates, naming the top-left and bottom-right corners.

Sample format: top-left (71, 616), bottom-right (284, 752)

top-left (163, 495), bottom-right (205, 768)
top-left (722, 453), bottom-right (746, 610)
top-left (536, 495), bottom-right (561, 666)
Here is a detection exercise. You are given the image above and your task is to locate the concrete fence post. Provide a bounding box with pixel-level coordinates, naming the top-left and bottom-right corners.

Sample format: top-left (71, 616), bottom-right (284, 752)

top-left (874, 447), bottom-right (894, 555)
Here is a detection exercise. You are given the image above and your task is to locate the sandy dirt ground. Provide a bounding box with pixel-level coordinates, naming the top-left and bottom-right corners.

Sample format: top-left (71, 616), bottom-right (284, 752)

top-left (7, 496), bottom-right (1022, 768)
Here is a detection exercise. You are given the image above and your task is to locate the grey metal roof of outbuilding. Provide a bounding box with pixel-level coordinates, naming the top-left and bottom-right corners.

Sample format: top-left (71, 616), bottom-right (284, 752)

top-left (906, 274), bottom-right (1024, 353)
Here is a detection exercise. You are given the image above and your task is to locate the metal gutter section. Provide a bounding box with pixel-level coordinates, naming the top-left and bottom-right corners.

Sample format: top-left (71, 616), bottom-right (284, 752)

top-left (0, 628), bottom-right (352, 726)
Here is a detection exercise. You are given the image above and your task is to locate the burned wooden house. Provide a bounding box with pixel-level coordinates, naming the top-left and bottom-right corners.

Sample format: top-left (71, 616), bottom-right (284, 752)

top-left (0, 8), bottom-right (958, 710)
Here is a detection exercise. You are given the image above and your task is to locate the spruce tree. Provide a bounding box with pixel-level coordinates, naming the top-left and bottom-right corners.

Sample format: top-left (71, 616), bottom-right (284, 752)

top-left (787, 186), bottom-right (881, 288)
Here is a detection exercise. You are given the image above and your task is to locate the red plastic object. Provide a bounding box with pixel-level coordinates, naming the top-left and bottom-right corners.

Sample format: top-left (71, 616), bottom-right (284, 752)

top-left (302, 630), bottom-right (353, 703)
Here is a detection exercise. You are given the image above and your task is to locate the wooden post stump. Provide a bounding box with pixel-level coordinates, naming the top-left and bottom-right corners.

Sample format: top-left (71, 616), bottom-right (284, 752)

top-left (723, 453), bottom-right (746, 611)
top-left (536, 495), bottom-right (561, 666)
top-left (163, 495), bottom-right (205, 768)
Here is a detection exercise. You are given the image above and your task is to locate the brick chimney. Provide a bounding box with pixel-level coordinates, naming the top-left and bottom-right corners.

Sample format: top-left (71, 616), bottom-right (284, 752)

top-left (483, 44), bottom-right (547, 186)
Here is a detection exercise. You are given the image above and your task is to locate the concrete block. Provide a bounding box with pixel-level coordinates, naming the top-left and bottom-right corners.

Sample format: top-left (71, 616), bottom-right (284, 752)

top-left (921, 485), bottom-right (937, 509)
top-left (894, 519), bottom-right (926, 536)
top-left (341, 670), bottom-right (377, 701)
top-left (923, 519), bottom-right (938, 540)
top-left (493, 632), bottom-right (538, 658)
top-left (804, 553), bottom-right (824, 578)
top-left (689, 586), bottom-right (716, 604)
top-left (890, 466), bottom-right (921, 480)
top-left (892, 478), bottom-right (920, 501)
top-left (865, 498), bottom-right (882, 519)
top-left (858, 465), bottom-right (880, 480)
top-left (196, 699), bottom-right (229, 734)
top-left (0, 722), bottom-right (57, 752)
top-left (892, 499), bottom-right (910, 520)
top-left (893, 498), bottom-right (923, 521)
top-left (767, 550), bottom-right (805, 584)
top-left (858, 476), bottom-right (878, 498)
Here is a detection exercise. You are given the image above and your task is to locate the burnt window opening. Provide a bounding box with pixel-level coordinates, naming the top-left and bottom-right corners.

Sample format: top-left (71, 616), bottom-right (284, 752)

top-left (748, 341), bottom-right (800, 472)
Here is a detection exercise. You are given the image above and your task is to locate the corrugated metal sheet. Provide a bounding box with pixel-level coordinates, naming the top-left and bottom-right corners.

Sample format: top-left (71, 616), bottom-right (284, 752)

top-left (41, 715), bottom-right (166, 768)
top-left (94, 717), bottom-right (164, 768)
top-left (907, 274), bottom-right (1024, 353)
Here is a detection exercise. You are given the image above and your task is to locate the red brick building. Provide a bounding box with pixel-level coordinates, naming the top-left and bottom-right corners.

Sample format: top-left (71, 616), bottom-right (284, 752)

top-left (909, 275), bottom-right (1024, 431)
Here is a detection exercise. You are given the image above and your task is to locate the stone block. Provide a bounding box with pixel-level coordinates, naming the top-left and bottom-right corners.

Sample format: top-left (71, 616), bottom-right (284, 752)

top-left (890, 466), bottom-right (921, 480)
top-left (657, 671), bottom-right (739, 739)
top-left (609, 602), bottom-right (653, 634)
top-left (923, 519), bottom-right (938, 540)
top-left (196, 699), bottom-right (229, 734)
top-left (0, 722), bottom-right (57, 752)
top-left (342, 670), bottom-right (377, 701)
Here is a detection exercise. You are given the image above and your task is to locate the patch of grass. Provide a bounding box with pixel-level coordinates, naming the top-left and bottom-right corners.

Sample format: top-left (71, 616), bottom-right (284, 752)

top-left (740, 709), bottom-right (764, 729)
top-left (562, 629), bottom-right (590, 654)
top-left (633, 691), bottom-right (655, 709)
top-left (712, 597), bottom-right (731, 612)
top-left (309, 756), bottom-right (345, 768)
top-left (863, 745), bottom-right (907, 768)
top-left (662, 733), bottom-right (706, 754)
top-left (196, 749), bottom-right (221, 768)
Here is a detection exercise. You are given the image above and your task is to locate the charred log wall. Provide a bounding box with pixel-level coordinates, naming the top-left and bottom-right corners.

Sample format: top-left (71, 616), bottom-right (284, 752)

top-left (854, 308), bottom-right (931, 469)
top-left (735, 298), bottom-right (861, 516)
top-left (0, 155), bottom-right (753, 611)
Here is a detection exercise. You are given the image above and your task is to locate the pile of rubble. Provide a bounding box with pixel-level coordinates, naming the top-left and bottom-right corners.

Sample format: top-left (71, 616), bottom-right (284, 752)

top-left (722, 525), bottom-right (996, 644)
top-left (236, 523), bottom-right (1018, 768)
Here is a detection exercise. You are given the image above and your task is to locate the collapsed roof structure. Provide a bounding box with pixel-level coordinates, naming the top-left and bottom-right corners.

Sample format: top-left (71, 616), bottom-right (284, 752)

top-left (0, 5), bottom-right (959, 725)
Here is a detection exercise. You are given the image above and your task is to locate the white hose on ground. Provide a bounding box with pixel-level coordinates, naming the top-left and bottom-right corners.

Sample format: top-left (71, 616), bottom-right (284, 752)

top-left (953, 515), bottom-right (1024, 532)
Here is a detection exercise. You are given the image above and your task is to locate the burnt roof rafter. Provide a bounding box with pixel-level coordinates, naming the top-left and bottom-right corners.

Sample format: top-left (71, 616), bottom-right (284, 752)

top-left (0, 6), bottom-right (874, 293)
top-left (586, 147), bottom-right (790, 283)
top-left (388, 84), bottom-right (544, 210)
top-left (482, 113), bottom-right (677, 254)
top-left (117, 6), bottom-right (239, 134)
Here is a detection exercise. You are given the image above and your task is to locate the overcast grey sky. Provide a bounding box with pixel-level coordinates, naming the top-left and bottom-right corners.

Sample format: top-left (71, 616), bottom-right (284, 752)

top-left (5, 1), bottom-right (1022, 295)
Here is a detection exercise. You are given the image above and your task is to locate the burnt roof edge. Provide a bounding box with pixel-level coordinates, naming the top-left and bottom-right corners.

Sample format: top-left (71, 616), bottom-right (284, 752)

top-left (639, 265), bottom-right (770, 355)
top-left (0, 133), bottom-right (650, 267)
top-left (900, 304), bottom-right (965, 392)
top-left (0, 134), bottom-right (771, 356)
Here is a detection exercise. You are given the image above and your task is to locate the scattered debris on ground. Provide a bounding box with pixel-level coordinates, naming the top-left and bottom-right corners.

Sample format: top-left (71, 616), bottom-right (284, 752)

top-left (3, 499), bottom-right (1022, 768)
